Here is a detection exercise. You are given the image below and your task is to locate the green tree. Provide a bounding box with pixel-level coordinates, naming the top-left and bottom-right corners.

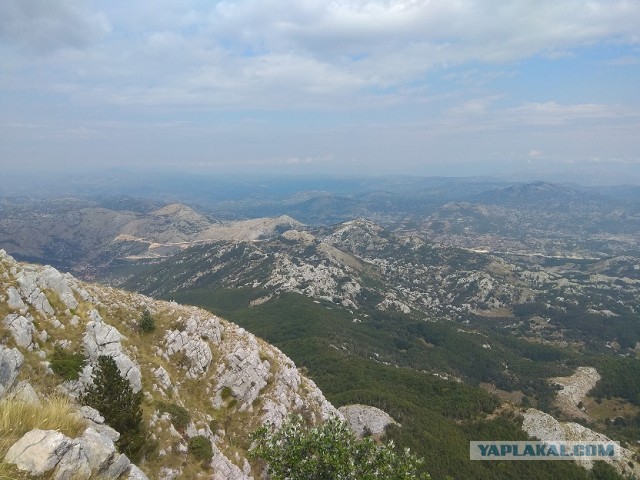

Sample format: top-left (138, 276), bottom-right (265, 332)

top-left (81, 355), bottom-right (145, 460)
top-left (140, 309), bottom-right (156, 333)
top-left (250, 415), bottom-right (430, 480)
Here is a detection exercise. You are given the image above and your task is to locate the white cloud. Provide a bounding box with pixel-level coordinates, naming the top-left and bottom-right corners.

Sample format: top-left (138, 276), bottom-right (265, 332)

top-left (0, 0), bottom-right (110, 53)
top-left (504, 102), bottom-right (634, 126)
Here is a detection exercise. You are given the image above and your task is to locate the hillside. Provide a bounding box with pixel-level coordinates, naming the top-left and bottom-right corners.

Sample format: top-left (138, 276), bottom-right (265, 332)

top-left (0, 250), bottom-right (335, 479)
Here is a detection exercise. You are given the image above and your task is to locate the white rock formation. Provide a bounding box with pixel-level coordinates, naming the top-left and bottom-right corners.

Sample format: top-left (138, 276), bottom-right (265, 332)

top-left (3, 313), bottom-right (35, 348)
top-left (551, 367), bottom-right (601, 419)
top-left (338, 404), bottom-right (398, 438)
top-left (6, 286), bottom-right (26, 311)
top-left (522, 408), bottom-right (640, 478)
top-left (0, 346), bottom-right (23, 398)
top-left (83, 309), bottom-right (142, 392)
top-left (4, 427), bottom-right (148, 480)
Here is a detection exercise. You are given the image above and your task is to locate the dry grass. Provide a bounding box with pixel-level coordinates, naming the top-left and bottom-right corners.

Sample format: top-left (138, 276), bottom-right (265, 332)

top-left (0, 396), bottom-right (86, 458)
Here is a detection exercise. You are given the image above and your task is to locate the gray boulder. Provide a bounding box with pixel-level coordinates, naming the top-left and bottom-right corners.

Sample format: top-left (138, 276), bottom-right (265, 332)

top-left (0, 346), bottom-right (24, 398)
top-left (3, 313), bottom-right (35, 348)
top-left (6, 286), bottom-right (26, 311)
top-left (84, 310), bottom-right (142, 392)
top-left (4, 429), bottom-right (73, 476)
top-left (5, 426), bottom-right (139, 480)
top-left (127, 464), bottom-right (149, 479)
top-left (338, 404), bottom-right (398, 438)
top-left (7, 380), bottom-right (40, 405)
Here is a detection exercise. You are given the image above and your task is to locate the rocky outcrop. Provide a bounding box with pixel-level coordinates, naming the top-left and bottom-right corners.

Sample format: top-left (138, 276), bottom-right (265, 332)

top-left (0, 346), bottom-right (23, 398)
top-left (4, 427), bottom-right (146, 480)
top-left (0, 250), bottom-right (338, 478)
top-left (339, 404), bottom-right (398, 438)
top-left (84, 309), bottom-right (142, 392)
top-left (6, 286), bottom-right (26, 311)
top-left (5, 430), bottom-right (73, 477)
top-left (2, 314), bottom-right (35, 349)
top-left (522, 408), bottom-right (640, 478)
top-left (551, 367), bottom-right (601, 420)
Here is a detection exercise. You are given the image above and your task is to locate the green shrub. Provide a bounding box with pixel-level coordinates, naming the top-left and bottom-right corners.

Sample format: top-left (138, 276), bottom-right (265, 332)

top-left (140, 309), bottom-right (156, 333)
top-left (221, 386), bottom-right (233, 399)
top-left (250, 415), bottom-right (430, 480)
top-left (188, 435), bottom-right (213, 463)
top-left (158, 401), bottom-right (191, 431)
top-left (81, 356), bottom-right (144, 461)
top-left (50, 348), bottom-right (86, 381)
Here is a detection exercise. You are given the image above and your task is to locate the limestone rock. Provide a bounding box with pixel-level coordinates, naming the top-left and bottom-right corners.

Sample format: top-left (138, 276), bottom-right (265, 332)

top-left (16, 267), bottom-right (55, 316)
top-left (210, 443), bottom-right (249, 480)
top-left (215, 341), bottom-right (269, 408)
top-left (3, 313), bottom-right (35, 348)
top-left (37, 266), bottom-right (79, 310)
top-left (5, 429), bottom-right (73, 476)
top-left (6, 286), bottom-right (26, 311)
top-left (54, 442), bottom-right (92, 480)
top-left (522, 408), bottom-right (640, 477)
top-left (84, 309), bottom-right (142, 392)
top-left (152, 366), bottom-right (172, 390)
top-left (126, 464), bottom-right (149, 480)
top-left (0, 346), bottom-right (23, 398)
top-left (8, 380), bottom-right (40, 405)
top-left (339, 404), bottom-right (398, 438)
top-left (551, 367), bottom-right (601, 420)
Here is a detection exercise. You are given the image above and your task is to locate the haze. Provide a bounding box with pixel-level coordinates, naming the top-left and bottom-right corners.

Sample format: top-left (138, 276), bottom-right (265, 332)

top-left (1, 0), bottom-right (639, 184)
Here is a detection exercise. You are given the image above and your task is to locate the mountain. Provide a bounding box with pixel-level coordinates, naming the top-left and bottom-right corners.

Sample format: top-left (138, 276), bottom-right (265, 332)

top-left (121, 219), bottom-right (640, 478)
top-left (0, 250), bottom-right (336, 479)
top-left (418, 182), bottom-right (640, 257)
top-left (0, 199), bottom-right (301, 277)
top-left (3, 177), bottom-right (640, 478)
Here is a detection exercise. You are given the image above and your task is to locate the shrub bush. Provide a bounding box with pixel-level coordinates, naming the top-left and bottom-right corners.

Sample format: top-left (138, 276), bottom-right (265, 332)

top-left (251, 415), bottom-right (431, 479)
top-left (157, 401), bottom-right (191, 431)
top-left (188, 435), bottom-right (213, 463)
top-left (140, 309), bottom-right (156, 333)
top-left (50, 348), bottom-right (86, 381)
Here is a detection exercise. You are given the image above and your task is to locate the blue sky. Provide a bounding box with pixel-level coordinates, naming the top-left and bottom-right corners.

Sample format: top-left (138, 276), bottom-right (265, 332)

top-left (1, 0), bottom-right (639, 184)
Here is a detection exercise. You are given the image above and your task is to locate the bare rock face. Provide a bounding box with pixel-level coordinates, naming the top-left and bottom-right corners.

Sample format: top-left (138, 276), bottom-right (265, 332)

top-left (84, 309), bottom-right (142, 392)
top-left (0, 345), bottom-right (23, 398)
top-left (7, 380), bottom-right (40, 405)
top-left (5, 429), bottom-right (73, 476)
top-left (522, 408), bottom-right (640, 478)
top-left (6, 286), bottom-right (26, 311)
top-left (551, 367), bottom-right (601, 420)
top-left (4, 427), bottom-right (148, 480)
top-left (2, 313), bottom-right (35, 348)
top-left (338, 404), bottom-right (398, 438)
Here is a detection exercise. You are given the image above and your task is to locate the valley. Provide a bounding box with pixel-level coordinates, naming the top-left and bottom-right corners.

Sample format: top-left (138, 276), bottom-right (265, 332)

top-left (1, 175), bottom-right (639, 479)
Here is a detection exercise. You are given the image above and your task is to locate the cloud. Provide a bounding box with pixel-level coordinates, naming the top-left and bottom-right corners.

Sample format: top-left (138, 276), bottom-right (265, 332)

top-left (0, 0), bottom-right (110, 54)
top-left (503, 102), bottom-right (634, 126)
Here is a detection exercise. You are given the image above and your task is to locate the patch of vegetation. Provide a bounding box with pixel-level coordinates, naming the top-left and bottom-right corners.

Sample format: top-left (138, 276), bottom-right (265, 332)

top-left (221, 386), bottom-right (233, 400)
top-left (157, 401), bottom-right (191, 431)
top-left (81, 355), bottom-right (145, 461)
top-left (251, 415), bottom-right (430, 480)
top-left (139, 309), bottom-right (156, 333)
top-left (50, 347), bottom-right (86, 381)
top-left (188, 435), bottom-right (213, 464)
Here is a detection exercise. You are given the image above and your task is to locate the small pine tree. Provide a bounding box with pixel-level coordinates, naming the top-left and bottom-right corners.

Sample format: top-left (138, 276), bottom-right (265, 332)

top-left (81, 355), bottom-right (145, 460)
top-left (140, 309), bottom-right (156, 333)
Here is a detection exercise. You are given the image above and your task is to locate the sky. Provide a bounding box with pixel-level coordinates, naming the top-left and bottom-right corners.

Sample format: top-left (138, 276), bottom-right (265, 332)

top-left (1, 0), bottom-right (639, 184)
